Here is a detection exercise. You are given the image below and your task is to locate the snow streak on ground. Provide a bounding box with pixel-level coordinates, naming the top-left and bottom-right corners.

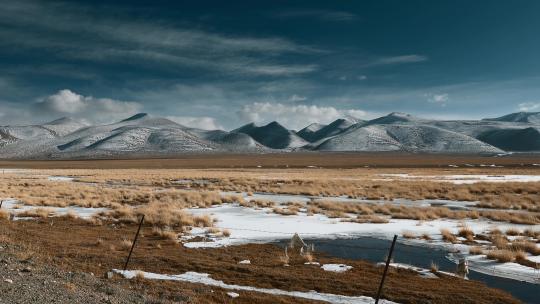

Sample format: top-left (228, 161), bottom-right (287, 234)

top-left (377, 174), bottom-right (540, 184)
top-left (0, 198), bottom-right (107, 220)
top-left (114, 270), bottom-right (398, 304)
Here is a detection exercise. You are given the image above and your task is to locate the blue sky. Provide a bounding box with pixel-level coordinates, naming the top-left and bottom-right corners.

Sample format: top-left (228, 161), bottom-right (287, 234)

top-left (1, 0), bottom-right (540, 130)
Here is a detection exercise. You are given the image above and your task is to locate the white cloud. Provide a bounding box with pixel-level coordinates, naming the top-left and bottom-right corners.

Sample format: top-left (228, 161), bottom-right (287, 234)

top-left (289, 94), bottom-right (307, 102)
top-left (37, 89), bottom-right (142, 123)
top-left (426, 93), bottom-right (449, 106)
top-left (518, 102), bottom-right (540, 112)
top-left (166, 116), bottom-right (223, 130)
top-left (274, 10), bottom-right (357, 22)
top-left (236, 102), bottom-right (367, 130)
top-left (369, 55), bottom-right (428, 66)
top-left (357, 75), bottom-right (367, 80)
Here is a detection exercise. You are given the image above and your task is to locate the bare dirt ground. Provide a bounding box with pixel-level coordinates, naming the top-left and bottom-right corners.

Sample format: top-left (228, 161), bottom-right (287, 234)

top-left (0, 152), bottom-right (539, 169)
top-left (0, 218), bottom-right (520, 304)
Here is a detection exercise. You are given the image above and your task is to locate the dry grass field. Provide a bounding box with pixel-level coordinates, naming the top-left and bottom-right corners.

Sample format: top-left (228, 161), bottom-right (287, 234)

top-left (1, 155), bottom-right (539, 303)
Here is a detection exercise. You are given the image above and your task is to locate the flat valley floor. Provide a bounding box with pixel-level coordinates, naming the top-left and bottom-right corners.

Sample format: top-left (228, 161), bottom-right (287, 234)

top-left (0, 153), bottom-right (539, 304)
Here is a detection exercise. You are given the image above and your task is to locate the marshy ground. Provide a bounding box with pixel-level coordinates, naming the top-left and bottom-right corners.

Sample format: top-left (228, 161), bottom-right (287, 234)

top-left (0, 154), bottom-right (539, 303)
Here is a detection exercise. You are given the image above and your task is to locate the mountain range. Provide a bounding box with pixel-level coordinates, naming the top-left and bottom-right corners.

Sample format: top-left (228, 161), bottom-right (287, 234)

top-left (1, 112), bottom-right (539, 159)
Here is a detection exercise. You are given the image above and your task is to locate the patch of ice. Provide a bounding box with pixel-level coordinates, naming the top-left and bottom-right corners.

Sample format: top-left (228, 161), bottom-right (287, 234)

top-left (114, 270), bottom-right (397, 303)
top-left (447, 253), bottom-right (540, 284)
top-left (378, 174), bottom-right (540, 184)
top-left (321, 264), bottom-right (352, 273)
top-left (227, 292), bottom-right (239, 298)
top-left (0, 198), bottom-right (108, 220)
top-left (48, 176), bottom-right (75, 181)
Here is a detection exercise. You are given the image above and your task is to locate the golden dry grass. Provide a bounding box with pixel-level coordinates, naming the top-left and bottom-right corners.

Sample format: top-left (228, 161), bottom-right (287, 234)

top-left (440, 229), bottom-right (457, 243)
top-left (0, 209), bottom-right (10, 220)
top-left (469, 246), bottom-right (484, 255)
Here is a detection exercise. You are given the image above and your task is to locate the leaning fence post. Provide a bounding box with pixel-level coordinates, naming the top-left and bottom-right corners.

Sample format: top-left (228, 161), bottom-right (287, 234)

top-left (375, 234), bottom-right (397, 304)
top-left (123, 214), bottom-right (145, 271)
top-left (0, 200), bottom-right (3, 208)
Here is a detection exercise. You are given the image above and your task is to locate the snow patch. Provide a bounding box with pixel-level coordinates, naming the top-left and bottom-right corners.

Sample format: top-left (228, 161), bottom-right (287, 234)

top-left (321, 264), bottom-right (352, 273)
top-left (114, 270), bottom-right (397, 304)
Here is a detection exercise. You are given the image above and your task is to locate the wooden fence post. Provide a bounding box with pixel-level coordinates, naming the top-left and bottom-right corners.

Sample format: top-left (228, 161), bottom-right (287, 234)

top-left (375, 235), bottom-right (397, 304)
top-left (123, 215), bottom-right (145, 271)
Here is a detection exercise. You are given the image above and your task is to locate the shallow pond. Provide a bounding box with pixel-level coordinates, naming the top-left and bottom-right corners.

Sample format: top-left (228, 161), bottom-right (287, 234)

top-left (278, 237), bottom-right (539, 304)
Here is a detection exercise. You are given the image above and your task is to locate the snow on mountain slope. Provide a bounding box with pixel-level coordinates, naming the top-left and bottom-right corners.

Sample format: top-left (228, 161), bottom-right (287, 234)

top-left (484, 112), bottom-right (540, 124)
top-left (233, 121), bottom-right (308, 149)
top-left (384, 124), bottom-right (503, 153)
top-left (366, 112), bottom-right (422, 125)
top-left (296, 123), bottom-right (327, 141)
top-left (298, 119), bottom-right (356, 142)
top-left (187, 129), bottom-right (267, 151)
top-left (314, 124), bottom-right (503, 153)
top-left (314, 125), bottom-right (402, 151)
top-left (0, 111), bottom-right (538, 158)
top-left (41, 117), bottom-right (88, 136)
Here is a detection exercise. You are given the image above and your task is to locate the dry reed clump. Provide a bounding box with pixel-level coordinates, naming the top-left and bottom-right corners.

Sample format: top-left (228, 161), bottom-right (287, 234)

top-left (523, 229), bottom-right (540, 239)
top-left (469, 246), bottom-right (484, 255)
top-left (151, 227), bottom-right (178, 241)
top-left (505, 228), bottom-right (521, 236)
top-left (402, 231), bottom-right (416, 239)
top-left (440, 229), bottom-right (457, 243)
top-left (0, 209), bottom-right (10, 220)
top-left (485, 249), bottom-right (520, 263)
top-left (272, 206), bottom-right (299, 216)
top-left (421, 233), bottom-right (432, 240)
top-left (222, 229), bottom-right (231, 237)
top-left (509, 241), bottom-right (540, 255)
top-left (458, 226), bottom-right (475, 241)
top-left (17, 208), bottom-right (54, 218)
top-left (430, 261), bottom-right (439, 273)
top-left (119, 239), bottom-right (133, 251)
top-left (303, 252), bottom-right (315, 263)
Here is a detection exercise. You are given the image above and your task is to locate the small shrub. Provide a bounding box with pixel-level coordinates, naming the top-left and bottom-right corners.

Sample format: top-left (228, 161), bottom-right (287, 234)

top-left (458, 226), bottom-right (474, 241)
top-left (486, 250), bottom-right (515, 263)
top-left (402, 231), bottom-right (416, 239)
top-left (222, 229), bottom-right (231, 237)
top-left (505, 228), bottom-right (521, 236)
top-left (469, 246), bottom-right (484, 255)
top-left (440, 228), bottom-right (457, 243)
top-left (430, 261), bottom-right (439, 273)
top-left (119, 239), bottom-right (133, 251)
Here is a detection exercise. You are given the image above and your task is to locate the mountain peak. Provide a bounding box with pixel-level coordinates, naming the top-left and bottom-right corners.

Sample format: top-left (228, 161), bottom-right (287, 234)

top-left (43, 117), bottom-right (77, 125)
top-left (368, 112), bottom-right (419, 125)
top-left (121, 113), bottom-right (149, 122)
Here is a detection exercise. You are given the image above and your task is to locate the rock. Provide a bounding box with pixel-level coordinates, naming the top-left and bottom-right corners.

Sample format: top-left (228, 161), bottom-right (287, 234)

top-left (4, 278), bottom-right (13, 284)
top-left (105, 271), bottom-right (114, 279)
top-left (21, 267), bottom-right (32, 272)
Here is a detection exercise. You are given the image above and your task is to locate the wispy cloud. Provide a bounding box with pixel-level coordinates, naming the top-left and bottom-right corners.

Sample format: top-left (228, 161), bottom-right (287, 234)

top-left (0, 0), bottom-right (319, 76)
top-left (274, 10), bottom-right (358, 22)
top-left (426, 93), bottom-right (449, 106)
top-left (518, 102), bottom-right (540, 112)
top-left (367, 55), bottom-right (428, 67)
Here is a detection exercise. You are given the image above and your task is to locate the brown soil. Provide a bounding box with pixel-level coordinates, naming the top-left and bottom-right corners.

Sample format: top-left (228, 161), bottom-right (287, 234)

top-left (0, 217), bottom-right (520, 304)
top-left (0, 152), bottom-right (539, 169)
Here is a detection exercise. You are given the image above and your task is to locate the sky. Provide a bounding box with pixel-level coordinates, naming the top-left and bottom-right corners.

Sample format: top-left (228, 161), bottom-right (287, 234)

top-left (1, 0), bottom-right (540, 130)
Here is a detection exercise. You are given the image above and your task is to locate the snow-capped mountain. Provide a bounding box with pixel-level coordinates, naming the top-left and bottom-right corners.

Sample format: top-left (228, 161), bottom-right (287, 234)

top-left (0, 111), bottom-right (538, 159)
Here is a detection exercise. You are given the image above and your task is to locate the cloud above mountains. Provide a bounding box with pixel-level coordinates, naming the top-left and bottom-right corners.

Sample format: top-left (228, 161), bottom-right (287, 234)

top-left (237, 102), bottom-right (367, 130)
top-left (36, 89), bottom-right (142, 123)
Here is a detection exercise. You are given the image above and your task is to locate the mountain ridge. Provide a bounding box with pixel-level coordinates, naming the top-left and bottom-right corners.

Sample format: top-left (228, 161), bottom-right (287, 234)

top-left (0, 111), bottom-right (539, 159)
